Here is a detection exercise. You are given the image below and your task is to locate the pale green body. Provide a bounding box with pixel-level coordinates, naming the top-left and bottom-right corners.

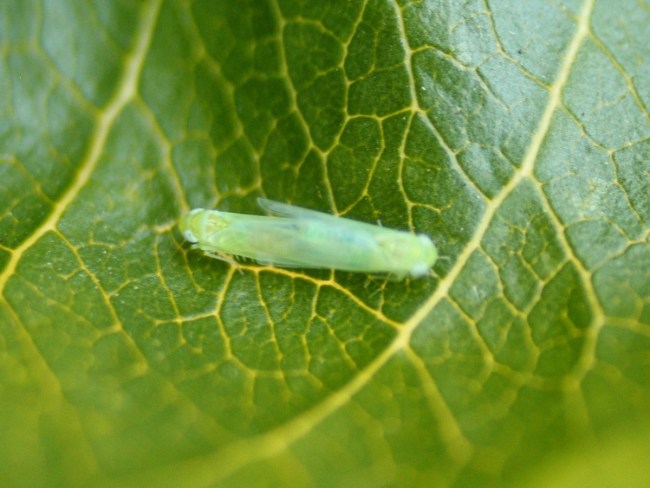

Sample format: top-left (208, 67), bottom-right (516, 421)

top-left (179, 199), bottom-right (437, 278)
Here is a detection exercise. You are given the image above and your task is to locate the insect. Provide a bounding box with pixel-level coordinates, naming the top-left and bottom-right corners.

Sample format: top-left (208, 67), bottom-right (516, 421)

top-left (179, 198), bottom-right (437, 278)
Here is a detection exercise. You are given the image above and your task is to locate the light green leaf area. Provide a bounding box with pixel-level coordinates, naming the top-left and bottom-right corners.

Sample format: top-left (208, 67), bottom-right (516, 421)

top-left (1, 0), bottom-right (649, 487)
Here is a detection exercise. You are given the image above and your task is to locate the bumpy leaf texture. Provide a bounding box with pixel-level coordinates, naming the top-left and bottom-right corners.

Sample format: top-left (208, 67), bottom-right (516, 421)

top-left (1, 1), bottom-right (649, 487)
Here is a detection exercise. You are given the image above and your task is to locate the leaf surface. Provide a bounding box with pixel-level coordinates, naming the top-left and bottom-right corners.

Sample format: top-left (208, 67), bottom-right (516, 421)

top-left (1, 1), bottom-right (649, 487)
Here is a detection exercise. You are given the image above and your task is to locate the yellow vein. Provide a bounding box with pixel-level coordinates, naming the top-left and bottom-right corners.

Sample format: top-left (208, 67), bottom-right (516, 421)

top-left (0, 0), bottom-right (162, 294)
top-left (399, 0), bottom-right (597, 357)
top-left (107, 1), bottom-right (599, 486)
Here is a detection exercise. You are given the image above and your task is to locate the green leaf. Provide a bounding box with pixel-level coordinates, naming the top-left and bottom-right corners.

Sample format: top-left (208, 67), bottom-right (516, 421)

top-left (1, 0), bottom-right (649, 487)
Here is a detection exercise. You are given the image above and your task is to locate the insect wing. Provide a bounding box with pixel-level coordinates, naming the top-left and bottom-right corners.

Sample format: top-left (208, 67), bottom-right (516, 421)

top-left (231, 215), bottom-right (382, 270)
top-left (257, 198), bottom-right (336, 220)
top-left (258, 198), bottom-right (389, 235)
top-left (256, 200), bottom-right (435, 274)
top-left (232, 217), bottom-right (320, 267)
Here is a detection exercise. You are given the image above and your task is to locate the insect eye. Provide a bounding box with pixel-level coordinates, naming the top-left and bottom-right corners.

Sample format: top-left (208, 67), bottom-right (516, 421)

top-left (183, 229), bottom-right (198, 243)
top-left (409, 262), bottom-right (430, 277)
top-left (418, 234), bottom-right (432, 247)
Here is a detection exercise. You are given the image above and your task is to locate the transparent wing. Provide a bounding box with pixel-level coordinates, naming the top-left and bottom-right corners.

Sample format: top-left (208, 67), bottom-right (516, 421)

top-left (257, 198), bottom-right (385, 234)
top-left (226, 215), bottom-right (382, 270)
top-left (257, 198), bottom-right (337, 221)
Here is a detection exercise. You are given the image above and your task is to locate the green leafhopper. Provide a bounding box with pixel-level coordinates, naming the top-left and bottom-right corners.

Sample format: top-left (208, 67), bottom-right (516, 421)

top-left (179, 198), bottom-right (437, 278)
